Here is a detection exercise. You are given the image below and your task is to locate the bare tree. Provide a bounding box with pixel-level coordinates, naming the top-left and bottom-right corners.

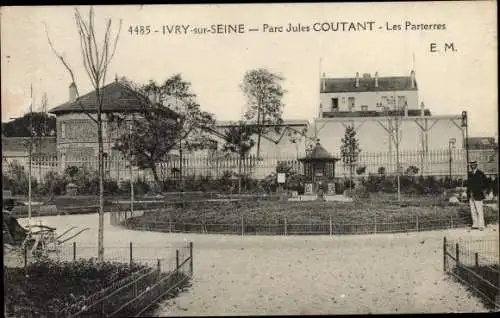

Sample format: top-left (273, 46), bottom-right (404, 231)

top-left (46, 7), bottom-right (122, 261)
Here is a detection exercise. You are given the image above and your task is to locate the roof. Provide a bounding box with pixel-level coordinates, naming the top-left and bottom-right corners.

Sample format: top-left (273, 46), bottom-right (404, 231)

top-left (299, 142), bottom-right (339, 162)
top-left (49, 81), bottom-right (180, 118)
top-left (321, 109), bottom-right (432, 118)
top-left (321, 75), bottom-right (417, 93)
top-left (216, 119), bottom-right (309, 128)
top-left (2, 137), bottom-right (57, 153)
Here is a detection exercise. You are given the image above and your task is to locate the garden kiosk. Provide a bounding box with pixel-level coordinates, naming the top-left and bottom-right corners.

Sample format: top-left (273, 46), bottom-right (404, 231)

top-left (298, 141), bottom-right (340, 196)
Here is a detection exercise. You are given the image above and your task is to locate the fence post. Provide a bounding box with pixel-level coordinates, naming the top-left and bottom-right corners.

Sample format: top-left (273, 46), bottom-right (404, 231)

top-left (24, 244), bottom-right (28, 274)
top-left (329, 215), bottom-right (332, 236)
top-left (176, 249), bottom-right (180, 271)
top-left (73, 242), bottom-right (76, 261)
top-left (129, 242), bottom-right (133, 266)
top-left (455, 243), bottom-right (460, 264)
top-left (241, 216), bottom-right (244, 236)
top-left (284, 217), bottom-right (287, 236)
top-left (416, 215), bottom-right (419, 232)
top-left (474, 252), bottom-right (479, 269)
top-left (169, 218), bottom-right (172, 233)
top-left (450, 215), bottom-right (453, 229)
top-left (189, 242), bottom-right (193, 276)
top-left (374, 215), bottom-right (377, 234)
top-left (443, 237), bottom-right (447, 272)
top-left (157, 259), bottom-right (161, 280)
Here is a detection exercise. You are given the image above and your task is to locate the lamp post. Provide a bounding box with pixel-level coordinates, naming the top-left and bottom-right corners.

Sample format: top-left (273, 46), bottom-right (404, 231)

top-left (128, 121), bottom-right (134, 216)
top-left (448, 138), bottom-right (456, 183)
top-left (177, 117), bottom-right (183, 201)
top-left (461, 111), bottom-right (469, 173)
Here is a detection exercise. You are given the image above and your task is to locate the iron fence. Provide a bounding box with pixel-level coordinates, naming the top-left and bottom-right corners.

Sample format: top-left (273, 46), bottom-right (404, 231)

top-left (443, 237), bottom-right (499, 310)
top-left (4, 242), bottom-right (193, 317)
top-left (113, 210), bottom-right (495, 236)
top-left (3, 147), bottom-right (498, 183)
top-left (60, 242), bottom-right (193, 317)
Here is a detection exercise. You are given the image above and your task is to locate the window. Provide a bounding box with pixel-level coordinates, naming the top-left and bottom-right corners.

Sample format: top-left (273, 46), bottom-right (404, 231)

top-left (331, 98), bottom-right (339, 111)
top-left (61, 122), bottom-right (66, 138)
top-left (397, 96), bottom-right (407, 109)
top-left (361, 105), bottom-right (368, 112)
top-left (348, 97), bottom-right (355, 111)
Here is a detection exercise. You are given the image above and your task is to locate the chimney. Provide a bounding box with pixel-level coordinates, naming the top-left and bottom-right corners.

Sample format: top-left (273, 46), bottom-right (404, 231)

top-left (321, 72), bottom-right (326, 91)
top-left (69, 82), bottom-right (77, 102)
top-left (411, 70), bottom-right (416, 88)
top-left (355, 72), bottom-right (359, 88)
top-left (420, 101), bottom-right (425, 116)
top-left (374, 72), bottom-right (379, 88)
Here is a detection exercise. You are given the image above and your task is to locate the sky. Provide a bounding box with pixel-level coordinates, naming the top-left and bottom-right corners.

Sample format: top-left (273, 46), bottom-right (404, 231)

top-left (1, 2), bottom-right (497, 137)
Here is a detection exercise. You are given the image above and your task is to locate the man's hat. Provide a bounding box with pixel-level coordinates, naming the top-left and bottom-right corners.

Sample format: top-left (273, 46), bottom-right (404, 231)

top-left (469, 160), bottom-right (478, 164)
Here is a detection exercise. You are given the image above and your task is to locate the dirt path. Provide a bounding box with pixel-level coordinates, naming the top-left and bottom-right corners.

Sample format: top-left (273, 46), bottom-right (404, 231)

top-left (16, 214), bottom-right (497, 315)
top-left (153, 227), bottom-right (497, 315)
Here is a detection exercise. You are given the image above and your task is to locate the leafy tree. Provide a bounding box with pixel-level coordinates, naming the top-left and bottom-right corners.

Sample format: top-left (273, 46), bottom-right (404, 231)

top-left (241, 69), bottom-right (286, 159)
top-left (221, 121), bottom-right (256, 193)
top-left (2, 112), bottom-right (56, 138)
top-left (340, 125), bottom-right (361, 190)
top-left (110, 75), bottom-right (215, 189)
top-left (287, 127), bottom-right (308, 159)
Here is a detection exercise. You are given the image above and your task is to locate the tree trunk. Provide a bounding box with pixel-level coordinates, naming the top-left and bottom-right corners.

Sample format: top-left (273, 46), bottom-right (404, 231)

top-left (97, 112), bottom-right (104, 262)
top-left (256, 102), bottom-right (262, 160)
top-left (350, 165), bottom-right (354, 191)
top-left (238, 152), bottom-right (242, 194)
top-left (151, 165), bottom-right (161, 192)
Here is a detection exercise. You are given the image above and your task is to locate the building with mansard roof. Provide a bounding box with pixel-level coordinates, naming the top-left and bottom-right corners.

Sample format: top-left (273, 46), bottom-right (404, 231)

top-left (313, 70), bottom-right (470, 176)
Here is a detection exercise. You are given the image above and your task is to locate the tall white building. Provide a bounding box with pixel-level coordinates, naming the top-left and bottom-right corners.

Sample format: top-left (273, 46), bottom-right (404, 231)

top-left (314, 70), bottom-right (467, 175)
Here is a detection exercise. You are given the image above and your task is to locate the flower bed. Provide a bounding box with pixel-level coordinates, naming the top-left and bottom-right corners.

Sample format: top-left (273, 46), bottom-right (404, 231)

top-left (4, 259), bottom-right (148, 317)
top-left (123, 198), bottom-right (498, 234)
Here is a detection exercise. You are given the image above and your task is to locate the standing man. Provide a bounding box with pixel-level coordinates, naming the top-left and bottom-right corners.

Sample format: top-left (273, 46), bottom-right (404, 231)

top-left (467, 160), bottom-right (489, 230)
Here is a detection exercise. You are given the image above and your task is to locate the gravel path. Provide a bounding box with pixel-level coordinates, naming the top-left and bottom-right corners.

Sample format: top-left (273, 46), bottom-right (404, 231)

top-left (15, 213), bottom-right (498, 315)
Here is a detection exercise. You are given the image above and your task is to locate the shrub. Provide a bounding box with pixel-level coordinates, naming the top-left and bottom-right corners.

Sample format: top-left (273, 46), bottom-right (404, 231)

top-left (103, 180), bottom-right (120, 195)
top-left (405, 165), bottom-right (419, 176)
top-left (4, 259), bottom-right (150, 317)
top-left (343, 178), bottom-right (356, 191)
top-left (3, 161), bottom-right (38, 195)
top-left (356, 166), bottom-right (367, 175)
top-left (134, 177), bottom-right (151, 195)
top-left (241, 174), bottom-right (259, 193)
top-left (63, 165), bottom-right (99, 195)
top-left (377, 166), bottom-right (386, 176)
top-left (3, 172), bottom-right (12, 190)
top-left (39, 171), bottom-right (68, 197)
top-left (334, 181), bottom-right (345, 194)
top-left (216, 171), bottom-right (235, 193)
